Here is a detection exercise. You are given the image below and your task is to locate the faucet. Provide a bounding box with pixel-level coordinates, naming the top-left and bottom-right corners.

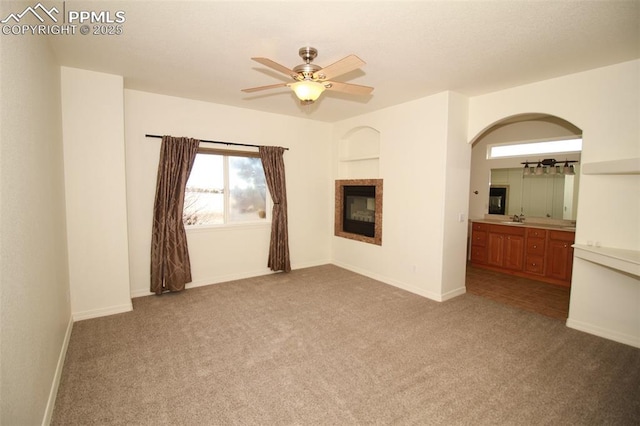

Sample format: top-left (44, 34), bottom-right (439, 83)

top-left (512, 214), bottom-right (525, 223)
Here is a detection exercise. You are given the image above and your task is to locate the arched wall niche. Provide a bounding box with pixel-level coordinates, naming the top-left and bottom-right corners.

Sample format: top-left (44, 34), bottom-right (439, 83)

top-left (468, 113), bottom-right (583, 221)
top-left (338, 126), bottom-right (381, 179)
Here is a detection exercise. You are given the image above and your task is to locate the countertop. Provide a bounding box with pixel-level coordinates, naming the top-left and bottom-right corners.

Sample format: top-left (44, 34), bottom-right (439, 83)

top-left (471, 218), bottom-right (576, 232)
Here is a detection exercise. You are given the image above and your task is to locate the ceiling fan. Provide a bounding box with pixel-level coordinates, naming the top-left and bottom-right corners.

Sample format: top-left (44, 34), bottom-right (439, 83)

top-left (241, 47), bottom-right (374, 105)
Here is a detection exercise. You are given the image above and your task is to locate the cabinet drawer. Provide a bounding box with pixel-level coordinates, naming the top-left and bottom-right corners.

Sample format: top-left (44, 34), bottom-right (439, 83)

top-left (489, 224), bottom-right (525, 236)
top-left (471, 246), bottom-right (487, 264)
top-left (471, 231), bottom-right (487, 246)
top-left (526, 237), bottom-right (546, 255)
top-left (549, 230), bottom-right (575, 242)
top-left (525, 255), bottom-right (545, 275)
top-left (526, 228), bottom-right (547, 239)
top-left (472, 222), bottom-right (488, 232)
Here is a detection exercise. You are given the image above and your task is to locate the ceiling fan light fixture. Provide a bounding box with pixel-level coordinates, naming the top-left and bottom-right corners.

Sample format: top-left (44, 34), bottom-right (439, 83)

top-left (291, 80), bottom-right (325, 103)
top-left (243, 47), bottom-right (372, 106)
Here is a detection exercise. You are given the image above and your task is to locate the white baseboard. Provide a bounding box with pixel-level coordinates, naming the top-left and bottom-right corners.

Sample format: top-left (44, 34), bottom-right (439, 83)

top-left (440, 286), bottom-right (467, 301)
top-left (42, 315), bottom-right (73, 426)
top-left (292, 259), bottom-right (333, 270)
top-left (566, 318), bottom-right (640, 349)
top-left (131, 269), bottom-right (276, 298)
top-left (130, 259), bottom-right (332, 299)
top-left (72, 302), bottom-right (133, 321)
top-left (332, 260), bottom-right (448, 302)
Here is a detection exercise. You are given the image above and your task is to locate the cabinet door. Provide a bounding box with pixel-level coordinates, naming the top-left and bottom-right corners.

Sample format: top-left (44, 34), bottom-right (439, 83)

top-left (546, 231), bottom-right (575, 282)
top-left (503, 234), bottom-right (524, 271)
top-left (487, 232), bottom-right (505, 267)
top-left (547, 239), bottom-right (573, 281)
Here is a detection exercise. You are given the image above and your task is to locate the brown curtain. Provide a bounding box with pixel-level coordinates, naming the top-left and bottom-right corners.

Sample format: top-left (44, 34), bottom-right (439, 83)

top-left (150, 136), bottom-right (200, 294)
top-left (259, 146), bottom-right (291, 272)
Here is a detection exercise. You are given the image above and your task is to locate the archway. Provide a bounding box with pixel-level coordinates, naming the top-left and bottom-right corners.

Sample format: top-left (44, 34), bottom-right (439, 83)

top-left (466, 113), bottom-right (583, 320)
top-left (469, 113), bottom-right (582, 221)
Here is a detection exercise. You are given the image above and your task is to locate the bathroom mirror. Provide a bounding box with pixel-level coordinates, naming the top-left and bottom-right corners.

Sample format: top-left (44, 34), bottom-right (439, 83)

top-left (489, 166), bottom-right (580, 220)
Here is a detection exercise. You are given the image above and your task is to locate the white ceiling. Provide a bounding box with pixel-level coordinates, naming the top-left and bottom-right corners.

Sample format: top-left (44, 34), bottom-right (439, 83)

top-left (48, 1), bottom-right (640, 123)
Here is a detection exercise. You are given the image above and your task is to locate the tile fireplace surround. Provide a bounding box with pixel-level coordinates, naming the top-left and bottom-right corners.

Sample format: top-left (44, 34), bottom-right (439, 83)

top-left (335, 179), bottom-right (383, 245)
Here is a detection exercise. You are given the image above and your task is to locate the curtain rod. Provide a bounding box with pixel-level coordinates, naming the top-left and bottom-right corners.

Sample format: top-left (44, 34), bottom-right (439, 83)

top-left (145, 134), bottom-right (289, 150)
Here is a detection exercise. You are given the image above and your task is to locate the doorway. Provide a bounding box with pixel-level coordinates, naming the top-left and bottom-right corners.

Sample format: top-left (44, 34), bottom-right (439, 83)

top-left (466, 113), bottom-right (582, 318)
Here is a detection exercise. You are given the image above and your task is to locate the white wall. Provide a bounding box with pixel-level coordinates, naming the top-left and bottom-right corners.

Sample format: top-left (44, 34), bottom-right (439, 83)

top-left (469, 60), bottom-right (640, 347)
top-left (124, 90), bottom-right (333, 297)
top-left (61, 67), bottom-right (132, 320)
top-left (332, 92), bottom-right (467, 301)
top-left (0, 33), bottom-right (72, 425)
top-left (440, 92), bottom-right (471, 298)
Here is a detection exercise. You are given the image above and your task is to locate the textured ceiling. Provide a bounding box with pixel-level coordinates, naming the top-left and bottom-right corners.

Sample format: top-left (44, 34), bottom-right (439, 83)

top-left (47, 1), bottom-right (640, 122)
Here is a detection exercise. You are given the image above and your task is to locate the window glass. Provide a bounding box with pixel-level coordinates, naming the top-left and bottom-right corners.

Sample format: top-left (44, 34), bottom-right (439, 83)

top-left (183, 154), bottom-right (224, 225)
top-left (229, 156), bottom-right (267, 222)
top-left (488, 138), bottom-right (582, 159)
top-left (183, 153), bottom-right (267, 226)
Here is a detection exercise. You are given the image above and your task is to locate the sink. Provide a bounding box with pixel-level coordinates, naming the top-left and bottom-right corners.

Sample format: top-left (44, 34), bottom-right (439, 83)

top-left (501, 221), bottom-right (524, 225)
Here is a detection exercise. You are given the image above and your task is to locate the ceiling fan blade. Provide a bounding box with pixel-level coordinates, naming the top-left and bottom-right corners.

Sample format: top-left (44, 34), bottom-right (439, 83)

top-left (241, 83), bottom-right (289, 93)
top-left (324, 81), bottom-right (374, 96)
top-left (251, 57), bottom-right (295, 78)
top-left (314, 55), bottom-right (365, 80)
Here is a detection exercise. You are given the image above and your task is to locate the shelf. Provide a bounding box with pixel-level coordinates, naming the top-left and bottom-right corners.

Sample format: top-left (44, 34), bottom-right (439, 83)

top-left (581, 158), bottom-right (640, 175)
top-left (339, 155), bottom-right (380, 162)
top-left (573, 244), bottom-right (640, 277)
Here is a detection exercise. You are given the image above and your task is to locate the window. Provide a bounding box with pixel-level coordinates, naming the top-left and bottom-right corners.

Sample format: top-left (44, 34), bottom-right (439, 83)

top-left (183, 151), bottom-right (268, 226)
top-left (488, 138), bottom-right (582, 159)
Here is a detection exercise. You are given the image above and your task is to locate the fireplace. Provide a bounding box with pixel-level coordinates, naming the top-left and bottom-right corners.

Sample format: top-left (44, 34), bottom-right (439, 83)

top-left (343, 185), bottom-right (376, 237)
top-left (335, 179), bottom-right (383, 245)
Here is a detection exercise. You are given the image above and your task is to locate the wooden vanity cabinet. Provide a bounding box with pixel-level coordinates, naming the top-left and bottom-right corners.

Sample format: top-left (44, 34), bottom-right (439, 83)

top-left (487, 225), bottom-right (525, 271)
top-left (470, 221), bottom-right (575, 287)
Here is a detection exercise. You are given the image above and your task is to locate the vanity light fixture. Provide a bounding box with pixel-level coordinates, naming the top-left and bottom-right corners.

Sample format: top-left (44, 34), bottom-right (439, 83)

top-left (521, 158), bottom-right (578, 176)
top-left (535, 161), bottom-right (544, 175)
top-left (563, 161), bottom-right (576, 175)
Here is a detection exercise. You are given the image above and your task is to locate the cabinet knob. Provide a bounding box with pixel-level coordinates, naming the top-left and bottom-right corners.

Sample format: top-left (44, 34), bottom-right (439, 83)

top-left (533, 245), bottom-right (537, 249)
top-left (564, 244), bottom-right (568, 248)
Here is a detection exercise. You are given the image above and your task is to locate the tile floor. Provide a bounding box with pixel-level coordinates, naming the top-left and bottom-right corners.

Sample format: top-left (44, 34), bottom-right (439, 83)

top-left (465, 264), bottom-right (570, 320)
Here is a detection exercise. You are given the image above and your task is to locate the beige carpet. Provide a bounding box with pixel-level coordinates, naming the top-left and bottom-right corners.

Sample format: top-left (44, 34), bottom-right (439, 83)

top-left (52, 264), bottom-right (640, 425)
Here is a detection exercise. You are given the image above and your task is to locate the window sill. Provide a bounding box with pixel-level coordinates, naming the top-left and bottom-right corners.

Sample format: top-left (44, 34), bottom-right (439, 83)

top-left (185, 221), bottom-right (271, 233)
